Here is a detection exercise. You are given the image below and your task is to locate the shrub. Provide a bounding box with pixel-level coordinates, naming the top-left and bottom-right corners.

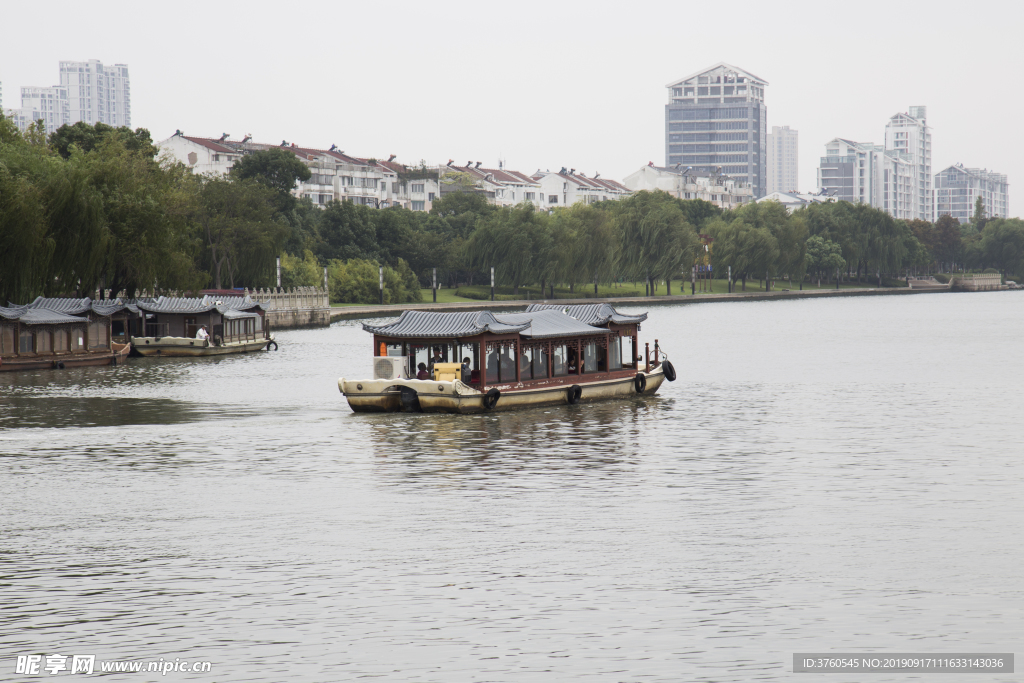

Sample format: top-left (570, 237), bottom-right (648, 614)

top-left (933, 273), bottom-right (950, 284)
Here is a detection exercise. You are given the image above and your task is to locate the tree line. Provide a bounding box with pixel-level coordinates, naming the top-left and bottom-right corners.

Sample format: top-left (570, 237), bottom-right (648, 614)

top-left (3, 115), bottom-right (1023, 306)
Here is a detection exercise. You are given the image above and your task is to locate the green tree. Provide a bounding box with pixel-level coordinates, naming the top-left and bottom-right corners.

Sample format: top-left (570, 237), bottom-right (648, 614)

top-left (978, 218), bottom-right (1024, 276)
top-left (616, 191), bottom-right (698, 294)
top-left (466, 203), bottom-right (552, 295)
top-left (804, 235), bottom-right (846, 286)
top-left (50, 121), bottom-right (157, 160)
top-left (194, 177), bottom-right (289, 289)
top-left (280, 250), bottom-right (324, 288)
top-left (230, 147), bottom-right (312, 210)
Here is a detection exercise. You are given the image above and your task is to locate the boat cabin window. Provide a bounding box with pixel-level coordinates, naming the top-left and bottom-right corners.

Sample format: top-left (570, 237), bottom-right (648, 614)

top-left (88, 321), bottom-right (108, 349)
top-left (380, 343), bottom-right (403, 357)
top-left (71, 330), bottom-right (85, 351)
top-left (0, 326), bottom-right (13, 355)
top-left (184, 317), bottom-right (198, 339)
top-left (452, 342), bottom-right (480, 384)
top-left (582, 341), bottom-right (598, 373)
top-left (19, 330), bottom-right (34, 354)
top-left (486, 342), bottom-right (516, 383)
top-left (35, 330), bottom-right (51, 354)
top-left (53, 330), bottom-right (69, 353)
top-left (520, 345), bottom-right (549, 380)
top-left (552, 344), bottom-right (568, 376)
top-left (408, 344), bottom-right (429, 378)
top-left (608, 336), bottom-right (622, 370)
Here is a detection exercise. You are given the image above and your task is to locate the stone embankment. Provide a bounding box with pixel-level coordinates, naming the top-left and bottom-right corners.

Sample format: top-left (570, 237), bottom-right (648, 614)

top-left (329, 285), bottom-right (949, 322)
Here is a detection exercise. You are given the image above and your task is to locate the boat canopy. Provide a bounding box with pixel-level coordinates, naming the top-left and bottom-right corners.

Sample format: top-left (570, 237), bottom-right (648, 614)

top-left (525, 303), bottom-right (647, 326)
top-left (136, 295), bottom-right (267, 315)
top-left (221, 308), bottom-right (261, 320)
top-left (364, 308), bottom-right (628, 340)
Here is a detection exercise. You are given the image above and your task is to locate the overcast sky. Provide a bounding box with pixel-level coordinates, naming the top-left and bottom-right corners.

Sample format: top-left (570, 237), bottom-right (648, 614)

top-left (2, 0), bottom-right (1020, 207)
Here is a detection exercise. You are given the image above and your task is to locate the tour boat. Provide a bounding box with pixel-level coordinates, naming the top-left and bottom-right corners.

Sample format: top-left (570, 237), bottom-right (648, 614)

top-left (131, 295), bottom-right (277, 357)
top-left (339, 303), bottom-right (676, 413)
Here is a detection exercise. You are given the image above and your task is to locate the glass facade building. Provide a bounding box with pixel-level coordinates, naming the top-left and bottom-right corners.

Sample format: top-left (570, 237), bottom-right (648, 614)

top-left (665, 63), bottom-right (768, 198)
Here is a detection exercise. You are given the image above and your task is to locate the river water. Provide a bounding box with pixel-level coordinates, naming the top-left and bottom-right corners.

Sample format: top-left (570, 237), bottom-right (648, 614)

top-left (1, 292), bottom-right (1022, 682)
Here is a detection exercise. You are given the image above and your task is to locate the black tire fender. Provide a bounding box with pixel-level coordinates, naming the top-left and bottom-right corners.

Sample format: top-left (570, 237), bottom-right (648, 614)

top-left (567, 385), bottom-right (582, 404)
top-left (634, 373), bottom-right (647, 393)
top-left (483, 388), bottom-right (501, 410)
top-left (55, 361), bottom-right (66, 370)
top-left (267, 340), bottom-right (279, 351)
top-left (662, 360), bottom-right (676, 382)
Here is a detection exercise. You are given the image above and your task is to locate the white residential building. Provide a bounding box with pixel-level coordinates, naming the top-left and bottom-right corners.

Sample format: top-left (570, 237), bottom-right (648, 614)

top-left (5, 60), bottom-right (131, 134)
top-left (756, 191), bottom-right (835, 213)
top-left (885, 106), bottom-right (932, 221)
top-left (158, 132), bottom-right (443, 210)
top-left (766, 125), bottom-right (798, 195)
top-left (533, 168), bottom-right (631, 208)
top-left (60, 60), bottom-right (131, 128)
top-left (934, 164), bottom-right (1009, 224)
top-left (442, 162), bottom-right (542, 207)
top-left (817, 138), bottom-right (915, 220)
top-left (623, 163), bottom-right (752, 209)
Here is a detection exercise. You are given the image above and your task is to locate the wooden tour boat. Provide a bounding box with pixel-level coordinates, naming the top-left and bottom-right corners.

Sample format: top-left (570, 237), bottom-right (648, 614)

top-left (0, 298), bottom-right (136, 372)
top-left (131, 295), bottom-right (277, 357)
top-left (339, 303), bottom-right (676, 413)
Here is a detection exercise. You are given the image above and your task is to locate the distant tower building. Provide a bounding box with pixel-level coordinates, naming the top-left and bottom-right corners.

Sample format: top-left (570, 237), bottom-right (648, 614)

top-left (817, 138), bottom-right (914, 219)
top-left (19, 85), bottom-right (70, 133)
top-left (934, 164), bottom-right (1009, 224)
top-left (884, 106), bottom-right (932, 221)
top-left (60, 60), bottom-right (131, 127)
top-left (665, 63), bottom-right (768, 198)
top-left (766, 125), bottom-right (798, 194)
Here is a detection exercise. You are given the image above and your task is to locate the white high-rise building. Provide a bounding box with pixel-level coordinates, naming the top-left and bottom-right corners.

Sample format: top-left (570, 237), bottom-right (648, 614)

top-left (60, 60), bottom-right (131, 128)
top-left (766, 125), bottom-right (798, 194)
top-left (884, 106), bottom-right (932, 221)
top-left (934, 164), bottom-right (1009, 224)
top-left (817, 138), bottom-right (915, 220)
top-left (18, 85), bottom-right (70, 132)
top-left (6, 60), bottom-right (131, 134)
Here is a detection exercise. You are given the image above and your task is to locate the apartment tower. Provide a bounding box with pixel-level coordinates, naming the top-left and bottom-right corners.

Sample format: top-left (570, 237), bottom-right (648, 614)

top-left (766, 125), bottom-right (798, 194)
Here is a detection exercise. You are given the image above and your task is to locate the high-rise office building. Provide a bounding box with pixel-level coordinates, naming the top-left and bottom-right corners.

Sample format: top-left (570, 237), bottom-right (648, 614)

top-left (885, 106), bottom-right (931, 221)
top-left (665, 63), bottom-right (767, 198)
top-left (766, 125), bottom-right (798, 194)
top-left (934, 164), bottom-right (1008, 224)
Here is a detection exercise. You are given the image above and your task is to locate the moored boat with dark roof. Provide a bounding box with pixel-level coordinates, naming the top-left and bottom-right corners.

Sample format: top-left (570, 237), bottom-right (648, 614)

top-left (0, 297), bottom-right (135, 371)
top-left (339, 303), bottom-right (676, 413)
top-left (131, 295), bottom-right (276, 357)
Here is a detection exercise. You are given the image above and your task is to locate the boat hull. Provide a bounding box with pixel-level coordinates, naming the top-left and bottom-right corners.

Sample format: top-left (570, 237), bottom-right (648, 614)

top-left (131, 336), bottom-right (272, 356)
top-left (340, 366), bottom-right (667, 414)
top-left (0, 343), bottom-right (130, 372)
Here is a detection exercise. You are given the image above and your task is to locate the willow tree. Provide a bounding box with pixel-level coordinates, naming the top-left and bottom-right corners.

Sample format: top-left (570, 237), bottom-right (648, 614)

top-left (465, 202), bottom-right (551, 295)
top-left (615, 191), bottom-right (699, 294)
top-left (549, 203), bottom-right (619, 293)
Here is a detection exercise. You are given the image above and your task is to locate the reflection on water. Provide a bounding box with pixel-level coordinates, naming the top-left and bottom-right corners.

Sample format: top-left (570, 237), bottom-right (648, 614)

top-left (1, 292), bottom-right (1022, 682)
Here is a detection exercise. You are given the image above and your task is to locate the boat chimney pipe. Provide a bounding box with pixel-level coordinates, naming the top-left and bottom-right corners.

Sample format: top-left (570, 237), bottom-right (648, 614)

top-left (645, 343), bottom-right (650, 373)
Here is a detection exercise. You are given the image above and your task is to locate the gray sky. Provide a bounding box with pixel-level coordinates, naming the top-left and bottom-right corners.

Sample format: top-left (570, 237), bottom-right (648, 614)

top-left (2, 0), bottom-right (1020, 209)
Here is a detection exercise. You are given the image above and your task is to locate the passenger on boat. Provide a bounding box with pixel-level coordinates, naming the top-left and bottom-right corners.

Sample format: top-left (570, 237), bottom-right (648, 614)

top-left (196, 326), bottom-right (209, 341)
top-left (429, 347), bottom-right (444, 367)
top-left (567, 349), bottom-right (577, 374)
top-left (416, 362), bottom-right (430, 380)
top-left (461, 357), bottom-right (472, 384)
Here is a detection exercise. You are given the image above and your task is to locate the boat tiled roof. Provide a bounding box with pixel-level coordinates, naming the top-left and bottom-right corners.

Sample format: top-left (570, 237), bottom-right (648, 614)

top-left (136, 295), bottom-right (267, 315)
top-left (525, 303), bottom-right (647, 325)
top-left (0, 306), bottom-right (88, 325)
top-left (19, 297), bottom-right (136, 317)
top-left (363, 310), bottom-right (529, 338)
top-left (493, 310), bottom-right (608, 339)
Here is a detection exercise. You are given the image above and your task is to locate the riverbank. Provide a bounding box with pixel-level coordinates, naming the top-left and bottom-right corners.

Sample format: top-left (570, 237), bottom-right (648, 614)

top-left (330, 285), bottom-right (947, 321)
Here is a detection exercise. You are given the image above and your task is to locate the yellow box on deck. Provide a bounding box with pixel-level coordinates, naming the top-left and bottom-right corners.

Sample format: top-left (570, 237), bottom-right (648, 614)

top-left (433, 363), bottom-right (462, 382)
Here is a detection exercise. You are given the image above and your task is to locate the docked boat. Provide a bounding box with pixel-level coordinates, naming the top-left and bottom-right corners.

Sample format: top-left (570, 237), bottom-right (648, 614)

top-left (131, 295), bottom-right (277, 357)
top-left (0, 298), bottom-right (136, 372)
top-left (339, 303), bottom-right (676, 413)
